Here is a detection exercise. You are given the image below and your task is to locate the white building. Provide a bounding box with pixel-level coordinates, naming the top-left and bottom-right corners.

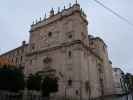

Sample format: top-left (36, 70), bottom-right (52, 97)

top-left (112, 68), bottom-right (125, 95)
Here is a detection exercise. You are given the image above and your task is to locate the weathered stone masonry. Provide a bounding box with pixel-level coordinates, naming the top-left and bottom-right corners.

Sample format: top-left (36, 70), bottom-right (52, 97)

top-left (0, 2), bottom-right (114, 99)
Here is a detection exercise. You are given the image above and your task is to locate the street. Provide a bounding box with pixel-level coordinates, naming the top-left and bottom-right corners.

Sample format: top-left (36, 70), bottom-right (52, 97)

top-left (100, 94), bottom-right (133, 100)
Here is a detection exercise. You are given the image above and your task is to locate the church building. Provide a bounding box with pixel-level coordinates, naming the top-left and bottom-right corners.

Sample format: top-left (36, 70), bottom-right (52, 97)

top-left (0, 2), bottom-right (114, 99)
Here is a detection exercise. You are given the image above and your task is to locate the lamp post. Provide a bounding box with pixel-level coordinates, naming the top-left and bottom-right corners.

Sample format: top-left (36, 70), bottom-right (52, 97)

top-left (23, 77), bottom-right (28, 100)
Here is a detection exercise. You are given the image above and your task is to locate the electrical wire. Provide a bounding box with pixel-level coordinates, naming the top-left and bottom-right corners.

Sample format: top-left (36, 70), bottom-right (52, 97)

top-left (93, 0), bottom-right (133, 27)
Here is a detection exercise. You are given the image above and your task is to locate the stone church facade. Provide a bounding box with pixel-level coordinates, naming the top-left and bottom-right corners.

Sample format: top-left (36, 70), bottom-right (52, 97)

top-left (0, 2), bottom-right (114, 99)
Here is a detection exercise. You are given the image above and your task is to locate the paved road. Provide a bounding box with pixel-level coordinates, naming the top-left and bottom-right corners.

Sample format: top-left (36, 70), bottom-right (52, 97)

top-left (101, 94), bottom-right (133, 100)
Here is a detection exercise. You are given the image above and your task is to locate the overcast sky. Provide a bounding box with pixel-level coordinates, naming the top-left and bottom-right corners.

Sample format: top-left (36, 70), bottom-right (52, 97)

top-left (0, 0), bottom-right (133, 74)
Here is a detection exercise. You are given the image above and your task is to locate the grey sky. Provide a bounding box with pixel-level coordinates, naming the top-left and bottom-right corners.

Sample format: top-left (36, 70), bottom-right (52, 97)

top-left (0, 0), bottom-right (133, 73)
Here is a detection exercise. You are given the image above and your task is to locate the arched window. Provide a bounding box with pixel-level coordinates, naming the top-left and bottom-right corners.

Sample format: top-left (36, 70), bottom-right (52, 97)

top-left (20, 56), bottom-right (23, 62)
top-left (85, 81), bottom-right (90, 92)
top-left (68, 34), bottom-right (72, 39)
top-left (75, 90), bottom-right (79, 95)
top-left (68, 51), bottom-right (72, 58)
top-left (68, 79), bottom-right (72, 86)
top-left (48, 32), bottom-right (52, 37)
top-left (30, 59), bottom-right (32, 65)
top-left (31, 43), bottom-right (35, 50)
